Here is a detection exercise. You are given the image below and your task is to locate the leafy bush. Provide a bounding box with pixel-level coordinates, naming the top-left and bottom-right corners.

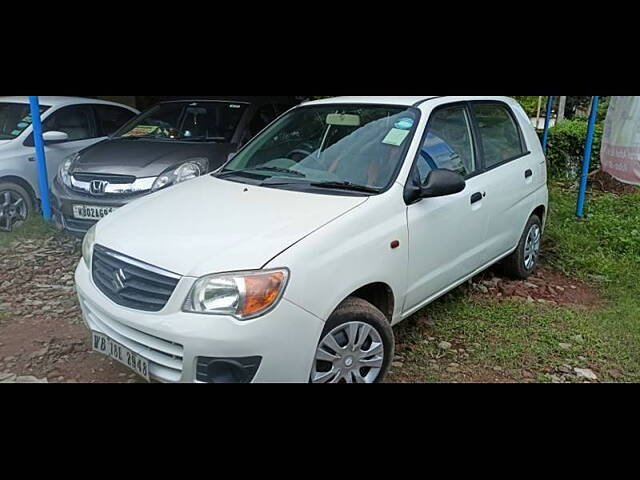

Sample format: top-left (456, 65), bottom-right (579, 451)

top-left (545, 119), bottom-right (604, 179)
top-left (512, 96), bottom-right (548, 117)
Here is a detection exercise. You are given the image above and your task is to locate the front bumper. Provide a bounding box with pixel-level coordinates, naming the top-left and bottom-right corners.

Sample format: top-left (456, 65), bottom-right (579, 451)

top-left (74, 261), bottom-right (325, 383)
top-left (50, 177), bottom-right (147, 236)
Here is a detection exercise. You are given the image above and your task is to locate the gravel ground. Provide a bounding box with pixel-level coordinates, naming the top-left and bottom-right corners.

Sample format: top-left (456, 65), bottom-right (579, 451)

top-left (0, 233), bottom-right (144, 383)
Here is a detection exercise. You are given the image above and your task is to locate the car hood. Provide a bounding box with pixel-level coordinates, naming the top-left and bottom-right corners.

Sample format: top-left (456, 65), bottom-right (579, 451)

top-left (0, 139), bottom-right (13, 148)
top-left (75, 138), bottom-right (235, 177)
top-left (95, 176), bottom-right (368, 277)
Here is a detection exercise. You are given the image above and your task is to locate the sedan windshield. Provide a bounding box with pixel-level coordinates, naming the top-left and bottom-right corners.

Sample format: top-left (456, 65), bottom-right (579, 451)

top-left (0, 103), bottom-right (50, 140)
top-left (220, 104), bottom-right (420, 193)
top-left (114, 101), bottom-right (248, 142)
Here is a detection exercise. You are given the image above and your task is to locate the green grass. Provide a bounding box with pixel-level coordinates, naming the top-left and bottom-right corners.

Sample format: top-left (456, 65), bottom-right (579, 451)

top-left (0, 214), bottom-right (56, 249)
top-left (392, 182), bottom-right (640, 383)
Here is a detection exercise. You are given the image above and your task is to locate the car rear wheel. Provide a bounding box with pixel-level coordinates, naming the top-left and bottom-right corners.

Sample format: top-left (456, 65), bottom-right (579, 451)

top-left (501, 214), bottom-right (542, 279)
top-left (0, 182), bottom-right (33, 233)
top-left (310, 297), bottom-right (394, 383)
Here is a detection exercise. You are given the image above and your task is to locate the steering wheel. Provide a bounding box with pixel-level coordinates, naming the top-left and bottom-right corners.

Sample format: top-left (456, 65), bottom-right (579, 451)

top-left (285, 142), bottom-right (315, 162)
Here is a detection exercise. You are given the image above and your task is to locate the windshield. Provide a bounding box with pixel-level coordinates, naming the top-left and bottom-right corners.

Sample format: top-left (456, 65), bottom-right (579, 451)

top-left (219, 104), bottom-right (420, 194)
top-left (114, 101), bottom-right (248, 142)
top-left (0, 103), bottom-right (50, 140)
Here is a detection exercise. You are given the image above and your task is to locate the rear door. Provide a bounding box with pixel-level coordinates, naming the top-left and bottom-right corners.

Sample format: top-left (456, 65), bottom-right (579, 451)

top-left (469, 101), bottom-right (539, 258)
top-left (404, 103), bottom-right (492, 314)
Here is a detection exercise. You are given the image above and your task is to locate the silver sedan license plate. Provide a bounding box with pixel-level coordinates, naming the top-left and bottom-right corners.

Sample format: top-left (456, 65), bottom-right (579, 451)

top-left (73, 204), bottom-right (117, 220)
top-left (92, 332), bottom-right (150, 381)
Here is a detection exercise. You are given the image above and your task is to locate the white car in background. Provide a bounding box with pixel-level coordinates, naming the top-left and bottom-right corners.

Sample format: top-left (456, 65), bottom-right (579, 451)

top-left (77, 96), bottom-right (548, 383)
top-left (0, 96), bottom-right (138, 231)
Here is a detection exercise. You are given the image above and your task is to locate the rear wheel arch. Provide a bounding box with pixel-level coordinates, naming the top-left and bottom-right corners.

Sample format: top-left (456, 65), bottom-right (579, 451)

top-left (0, 175), bottom-right (37, 204)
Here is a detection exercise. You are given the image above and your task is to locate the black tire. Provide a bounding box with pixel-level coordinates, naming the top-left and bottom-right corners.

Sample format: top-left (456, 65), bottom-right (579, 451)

top-left (0, 181), bottom-right (34, 232)
top-left (501, 214), bottom-right (542, 279)
top-left (310, 297), bottom-right (394, 383)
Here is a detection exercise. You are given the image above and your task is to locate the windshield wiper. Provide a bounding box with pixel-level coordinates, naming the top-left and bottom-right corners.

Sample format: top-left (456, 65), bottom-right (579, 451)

top-left (218, 166), bottom-right (305, 178)
top-left (309, 181), bottom-right (380, 194)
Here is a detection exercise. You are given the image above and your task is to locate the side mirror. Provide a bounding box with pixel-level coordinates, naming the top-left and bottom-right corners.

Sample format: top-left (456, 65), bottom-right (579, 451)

top-left (42, 131), bottom-right (69, 144)
top-left (420, 169), bottom-right (466, 198)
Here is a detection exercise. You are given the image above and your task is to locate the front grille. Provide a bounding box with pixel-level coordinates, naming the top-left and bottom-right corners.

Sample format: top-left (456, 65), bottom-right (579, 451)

top-left (92, 244), bottom-right (181, 312)
top-left (73, 173), bottom-right (137, 184)
top-left (80, 297), bottom-right (184, 382)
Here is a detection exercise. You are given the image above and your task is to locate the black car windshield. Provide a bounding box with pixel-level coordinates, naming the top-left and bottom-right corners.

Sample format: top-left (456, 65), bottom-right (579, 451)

top-left (0, 103), bottom-right (50, 140)
top-left (114, 101), bottom-right (248, 142)
top-left (219, 104), bottom-right (420, 193)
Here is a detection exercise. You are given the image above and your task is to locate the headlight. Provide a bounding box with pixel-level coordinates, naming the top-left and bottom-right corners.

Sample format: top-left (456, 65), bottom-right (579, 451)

top-left (59, 153), bottom-right (79, 187)
top-left (183, 269), bottom-right (289, 320)
top-left (82, 225), bottom-right (96, 269)
top-left (151, 160), bottom-right (206, 192)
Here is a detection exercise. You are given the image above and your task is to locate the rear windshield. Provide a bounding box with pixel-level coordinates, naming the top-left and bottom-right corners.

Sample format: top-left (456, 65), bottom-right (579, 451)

top-left (114, 101), bottom-right (248, 143)
top-left (0, 103), bottom-right (50, 140)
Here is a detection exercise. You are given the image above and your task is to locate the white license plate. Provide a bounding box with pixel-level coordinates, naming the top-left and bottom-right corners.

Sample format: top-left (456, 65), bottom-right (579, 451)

top-left (92, 332), bottom-right (150, 381)
top-left (73, 204), bottom-right (117, 220)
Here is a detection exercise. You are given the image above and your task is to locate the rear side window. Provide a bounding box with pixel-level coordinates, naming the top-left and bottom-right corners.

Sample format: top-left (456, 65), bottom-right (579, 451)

top-left (94, 105), bottom-right (136, 136)
top-left (472, 103), bottom-right (524, 168)
top-left (416, 105), bottom-right (476, 182)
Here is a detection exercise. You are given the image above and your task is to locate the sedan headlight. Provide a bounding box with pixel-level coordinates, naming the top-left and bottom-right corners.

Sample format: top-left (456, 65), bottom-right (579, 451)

top-left (183, 269), bottom-right (289, 320)
top-left (151, 160), bottom-right (206, 192)
top-left (59, 153), bottom-right (79, 187)
top-left (82, 225), bottom-right (96, 269)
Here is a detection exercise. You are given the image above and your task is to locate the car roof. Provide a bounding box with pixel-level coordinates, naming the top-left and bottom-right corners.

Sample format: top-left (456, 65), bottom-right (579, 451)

top-left (301, 95), bottom-right (517, 108)
top-left (157, 96), bottom-right (299, 106)
top-left (301, 96), bottom-right (440, 107)
top-left (0, 96), bottom-right (137, 110)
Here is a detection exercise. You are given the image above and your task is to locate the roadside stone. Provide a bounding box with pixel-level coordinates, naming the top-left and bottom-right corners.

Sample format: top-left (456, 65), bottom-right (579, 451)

top-left (15, 376), bottom-right (48, 383)
top-left (521, 370), bottom-right (533, 378)
top-left (574, 368), bottom-right (598, 380)
top-left (0, 372), bottom-right (17, 382)
top-left (427, 337), bottom-right (436, 341)
top-left (438, 341), bottom-right (452, 350)
top-left (571, 334), bottom-right (585, 344)
top-left (558, 364), bottom-right (572, 374)
top-left (493, 366), bottom-right (503, 372)
top-left (3, 356), bottom-right (15, 362)
top-left (558, 343), bottom-right (572, 350)
top-left (391, 361), bottom-right (404, 369)
top-left (477, 284), bottom-right (489, 294)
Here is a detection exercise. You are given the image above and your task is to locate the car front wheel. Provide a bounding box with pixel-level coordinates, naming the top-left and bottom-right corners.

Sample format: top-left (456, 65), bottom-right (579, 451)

top-left (310, 297), bottom-right (394, 383)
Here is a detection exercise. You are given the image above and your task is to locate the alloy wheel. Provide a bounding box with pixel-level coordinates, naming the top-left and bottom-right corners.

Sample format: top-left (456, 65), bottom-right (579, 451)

top-left (0, 189), bottom-right (28, 232)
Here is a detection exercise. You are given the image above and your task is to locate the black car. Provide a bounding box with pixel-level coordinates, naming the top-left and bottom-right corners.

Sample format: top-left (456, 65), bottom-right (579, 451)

top-left (50, 96), bottom-right (299, 235)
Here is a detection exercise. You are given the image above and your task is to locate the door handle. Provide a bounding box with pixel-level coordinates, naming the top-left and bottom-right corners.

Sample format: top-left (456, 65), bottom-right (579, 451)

top-left (28, 157), bottom-right (35, 162)
top-left (525, 169), bottom-right (533, 178)
top-left (470, 192), bottom-right (483, 204)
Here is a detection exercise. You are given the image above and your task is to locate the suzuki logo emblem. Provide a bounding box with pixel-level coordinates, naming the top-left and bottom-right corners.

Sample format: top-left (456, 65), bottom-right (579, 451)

top-left (90, 180), bottom-right (109, 195)
top-left (112, 268), bottom-right (127, 292)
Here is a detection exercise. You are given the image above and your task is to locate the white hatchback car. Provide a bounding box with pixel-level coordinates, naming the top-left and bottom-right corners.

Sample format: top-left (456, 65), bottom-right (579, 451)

top-left (0, 96), bottom-right (138, 231)
top-left (76, 96), bottom-right (548, 383)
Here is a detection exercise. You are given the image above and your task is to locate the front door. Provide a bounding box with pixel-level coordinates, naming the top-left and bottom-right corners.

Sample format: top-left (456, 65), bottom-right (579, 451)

top-left (403, 103), bottom-right (490, 315)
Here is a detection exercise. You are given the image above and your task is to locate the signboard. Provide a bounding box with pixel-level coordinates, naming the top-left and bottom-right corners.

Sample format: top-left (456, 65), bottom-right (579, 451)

top-left (601, 96), bottom-right (640, 185)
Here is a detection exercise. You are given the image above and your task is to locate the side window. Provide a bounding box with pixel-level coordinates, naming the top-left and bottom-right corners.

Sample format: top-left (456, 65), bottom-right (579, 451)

top-left (472, 103), bottom-right (524, 169)
top-left (42, 105), bottom-right (95, 141)
top-left (416, 106), bottom-right (476, 183)
top-left (94, 105), bottom-right (136, 136)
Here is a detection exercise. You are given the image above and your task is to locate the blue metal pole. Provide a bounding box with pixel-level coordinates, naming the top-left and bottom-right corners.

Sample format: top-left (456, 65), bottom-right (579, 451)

top-left (28, 96), bottom-right (51, 221)
top-left (541, 96), bottom-right (554, 154)
top-left (576, 96), bottom-right (600, 218)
